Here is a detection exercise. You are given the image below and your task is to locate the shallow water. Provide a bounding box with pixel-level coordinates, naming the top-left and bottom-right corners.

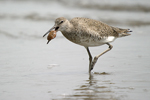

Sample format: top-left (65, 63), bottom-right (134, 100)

top-left (0, 0), bottom-right (150, 100)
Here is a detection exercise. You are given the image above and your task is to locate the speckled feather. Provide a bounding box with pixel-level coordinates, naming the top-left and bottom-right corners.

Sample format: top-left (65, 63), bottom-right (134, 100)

top-left (55, 17), bottom-right (131, 47)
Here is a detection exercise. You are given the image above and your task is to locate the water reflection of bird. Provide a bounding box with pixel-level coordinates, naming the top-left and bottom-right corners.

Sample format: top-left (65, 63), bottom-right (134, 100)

top-left (43, 17), bottom-right (132, 73)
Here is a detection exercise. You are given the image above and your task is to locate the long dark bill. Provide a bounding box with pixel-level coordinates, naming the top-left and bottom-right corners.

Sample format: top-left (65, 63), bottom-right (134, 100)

top-left (43, 26), bottom-right (55, 37)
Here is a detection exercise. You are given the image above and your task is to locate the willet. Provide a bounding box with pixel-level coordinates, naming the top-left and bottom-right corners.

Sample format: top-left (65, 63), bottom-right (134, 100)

top-left (43, 17), bottom-right (132, 73)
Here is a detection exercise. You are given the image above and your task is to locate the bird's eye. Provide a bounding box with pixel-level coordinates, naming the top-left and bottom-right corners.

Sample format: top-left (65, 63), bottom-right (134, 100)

top-left (60, 21), bottom-right (63, 24)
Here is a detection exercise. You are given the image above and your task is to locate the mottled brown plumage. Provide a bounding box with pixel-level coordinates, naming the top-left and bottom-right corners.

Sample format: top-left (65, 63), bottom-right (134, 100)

top-left (43, 17), bottom-right (132, 73)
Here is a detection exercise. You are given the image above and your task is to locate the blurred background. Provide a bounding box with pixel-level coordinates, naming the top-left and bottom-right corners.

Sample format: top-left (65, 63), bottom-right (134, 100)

top-left (0, 0), bottom-right (150, 100)
top-left (0, 0), bottom-right (150, 38)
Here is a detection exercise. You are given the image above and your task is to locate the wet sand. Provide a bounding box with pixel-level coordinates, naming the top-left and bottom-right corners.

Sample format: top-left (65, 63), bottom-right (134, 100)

top-left (0, 0), bottom-right (150, 100)
top-left (1, 27), bottom-right (150, 100)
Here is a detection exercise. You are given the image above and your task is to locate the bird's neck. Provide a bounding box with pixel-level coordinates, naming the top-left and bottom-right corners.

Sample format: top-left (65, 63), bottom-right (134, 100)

top-left (62, 21), bottom-right (74, 33)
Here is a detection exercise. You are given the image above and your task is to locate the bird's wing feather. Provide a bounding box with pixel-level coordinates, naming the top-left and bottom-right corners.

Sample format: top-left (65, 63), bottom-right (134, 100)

top-left (70, 17), bottom-right (118, 37)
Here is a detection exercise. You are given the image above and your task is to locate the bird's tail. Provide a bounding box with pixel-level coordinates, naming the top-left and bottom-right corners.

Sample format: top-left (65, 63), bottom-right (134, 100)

top-left (119, 29), bottom-right (132, 37)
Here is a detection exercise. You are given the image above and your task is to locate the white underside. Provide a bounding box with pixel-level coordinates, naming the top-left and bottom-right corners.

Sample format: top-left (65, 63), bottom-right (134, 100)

top-left (79, 36), bottom-right (116, 47)
top-left (104, 36), bottom-right (116, 42)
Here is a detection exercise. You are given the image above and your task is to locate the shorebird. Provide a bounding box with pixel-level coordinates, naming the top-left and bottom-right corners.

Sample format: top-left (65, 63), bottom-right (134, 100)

top-left (43, 17), bottom-right (132, 73)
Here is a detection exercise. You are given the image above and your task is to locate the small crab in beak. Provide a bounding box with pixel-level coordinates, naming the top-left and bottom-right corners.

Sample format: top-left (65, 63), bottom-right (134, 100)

top-left (43, 26), bottom-right (59, 44)
top-left (47, 30), bottom-right (57, 44)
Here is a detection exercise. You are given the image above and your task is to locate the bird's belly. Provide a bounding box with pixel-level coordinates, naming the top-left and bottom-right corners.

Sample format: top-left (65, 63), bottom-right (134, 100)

top-left (78, 36), bottom-right (116, 47)
top-left (79, 42), bottom-right (104, 47)
top-left (62, 32), bottom-right (116, 47)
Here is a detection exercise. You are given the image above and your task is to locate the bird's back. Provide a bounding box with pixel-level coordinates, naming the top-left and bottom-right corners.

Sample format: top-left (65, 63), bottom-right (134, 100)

top-left (70, 17), bottom-right (130, 37)
top-left (62, 17), bottom-right (131, 47)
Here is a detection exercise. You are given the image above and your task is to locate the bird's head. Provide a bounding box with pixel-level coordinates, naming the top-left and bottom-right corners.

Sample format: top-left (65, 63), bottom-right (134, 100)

top-left (43, 17), bottom-right (68, 37)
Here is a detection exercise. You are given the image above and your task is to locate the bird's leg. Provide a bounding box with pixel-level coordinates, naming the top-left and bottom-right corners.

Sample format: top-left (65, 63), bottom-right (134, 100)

top-left (90, 43), bottom-right (113, 71)
top-left (85, 47), bottom-right (93, 73)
